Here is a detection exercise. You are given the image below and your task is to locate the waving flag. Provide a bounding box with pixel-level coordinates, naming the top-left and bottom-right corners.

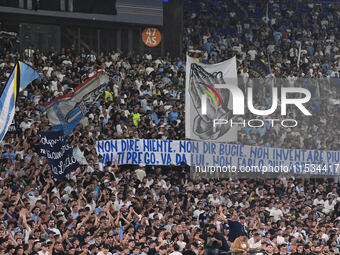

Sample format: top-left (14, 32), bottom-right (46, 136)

top-left (248, 58), bottom-right (270, 82)
top-left (46, 72), bottom-right (109, 135)
top-left (0, 61), bottom-right (40, 141)
top-left (185, 55), bottom-right (238, 142)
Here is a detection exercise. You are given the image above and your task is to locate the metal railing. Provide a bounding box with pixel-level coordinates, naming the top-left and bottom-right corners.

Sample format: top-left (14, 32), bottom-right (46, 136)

top-left (220, 250), bottom-right (268, 255)
top-left (16, 0), bottom-right (74, 12)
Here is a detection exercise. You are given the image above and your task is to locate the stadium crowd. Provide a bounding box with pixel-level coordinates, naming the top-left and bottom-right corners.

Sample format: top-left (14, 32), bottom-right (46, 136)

top-left (0, 0), bottom-right (339, 254)
top-left (184, 0), bottom-right (339, 151)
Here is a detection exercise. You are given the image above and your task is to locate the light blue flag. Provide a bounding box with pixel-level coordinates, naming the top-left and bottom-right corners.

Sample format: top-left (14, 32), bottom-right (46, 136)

top-left (0, 61), bottom-right (40, 141)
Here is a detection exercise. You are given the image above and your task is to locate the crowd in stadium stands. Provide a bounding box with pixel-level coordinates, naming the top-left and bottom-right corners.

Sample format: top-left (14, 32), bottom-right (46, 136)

top-left (0, 0), bottom-right (339, 254)
top-left (184, 0), bottom-right (339, 151)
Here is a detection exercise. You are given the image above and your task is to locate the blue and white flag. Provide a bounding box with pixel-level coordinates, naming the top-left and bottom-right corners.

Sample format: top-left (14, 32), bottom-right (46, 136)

top-left (46, 72), bottom-right (109, 135)
top-left (0, 61), bottom-right (40, 141)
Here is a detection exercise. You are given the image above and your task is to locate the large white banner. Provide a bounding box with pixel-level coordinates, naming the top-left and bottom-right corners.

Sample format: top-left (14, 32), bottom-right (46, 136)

top-left (96, 139), bottom-right (340, 175)
top-left (185, 56), bottom-right (238, 142)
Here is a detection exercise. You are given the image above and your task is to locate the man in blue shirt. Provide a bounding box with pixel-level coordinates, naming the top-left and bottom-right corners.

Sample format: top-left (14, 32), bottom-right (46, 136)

top-left (219, 210), bottom-right (247, 242)
top-left (4, 204), bottom-right (16, 221)
top-left (168, 107), bottom-right (179, 123)
top-left (3, 145), bottom-right (16, 165)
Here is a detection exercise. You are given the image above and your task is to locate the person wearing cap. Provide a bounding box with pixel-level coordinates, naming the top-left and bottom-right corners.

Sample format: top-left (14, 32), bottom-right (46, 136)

top-left (15, 245), bottom-right (24, 255)
top-left (198, 206), bottom-right (213, 226)
top-left (38, 242), bottom-right (52, 255)
top-left (139, 244), bottom-right (149, 255)
top-left (313, 193), bottom-right (325, 206)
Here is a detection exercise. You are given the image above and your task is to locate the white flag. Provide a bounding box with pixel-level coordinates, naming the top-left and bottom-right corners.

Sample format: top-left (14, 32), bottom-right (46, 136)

top-left (185, 56), bottom-right (238, 142)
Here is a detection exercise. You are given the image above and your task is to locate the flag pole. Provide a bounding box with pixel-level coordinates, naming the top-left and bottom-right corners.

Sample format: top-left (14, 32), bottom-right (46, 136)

top-left (267, 52), bottom-right (274, 106)
top-left (297, 41), bottom-right (302, 69)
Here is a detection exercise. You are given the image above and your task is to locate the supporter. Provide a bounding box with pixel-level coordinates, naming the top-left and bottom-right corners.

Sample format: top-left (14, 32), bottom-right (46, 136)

top-left (169, 244), bottom-right (183, 255)
top-left (247, 232), bottom-right (262, 252)
top-left (219, 209), bottom-right (247, 242)
top-left (199, 225), bottom-right (223, 255)
top-left (37, 242), bottom-right (52, 255)
top-left (230, 232), bottom-right (249, 254)
top-left (97, 243), bottom-right (112, 255)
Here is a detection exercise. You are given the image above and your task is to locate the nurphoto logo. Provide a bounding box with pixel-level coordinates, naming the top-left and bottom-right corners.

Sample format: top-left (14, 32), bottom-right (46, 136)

top-left (200, 83), bottom-right (312, 128)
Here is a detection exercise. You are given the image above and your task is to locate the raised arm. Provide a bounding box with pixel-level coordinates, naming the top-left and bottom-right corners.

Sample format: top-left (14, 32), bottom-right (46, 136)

top-left (219, 206), bottom-right (228, 223)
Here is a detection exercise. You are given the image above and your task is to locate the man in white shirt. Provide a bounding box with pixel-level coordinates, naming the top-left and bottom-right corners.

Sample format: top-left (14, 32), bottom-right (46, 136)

top-left (97, 244), bottom-right (112, 255)
top-left (149, 206), bottom-right (163, 220)
top-left (248, 46), bottom-right (257, 60)
top-left (193, 202), bottom-right (204, 219)
top-left (248, 233), bottom-right (262, 255)
top-left (46, 219), bottom-right (61, 236)
top-left (20, 116), bottom-right (32, 131)
top-left (116, 120), bottom-right (126, 136)
top-left (276, 230), bottom-right (285, 245)
top-left (208, 191), bottom-right (221, 206)
top-left (293, 225), bottom-right (306, 241)
top-left (313, 193), bottom-right (324, 206)
top-left (265, 203), bottom-right (274, 215)
top-left (135, 165), bottom-right (146, 182)
top-left (287, 73), bottom-right (297, 87)
top-left (270, 203), bottom-right (283, 222)
top-left (38, 243), bottom-right (51, 255)
top-left (323, 195), bottom-right (336, 214)
top-left (144, 176), bottom-right (154, 188)
top-left (113, 193), bottom-right (124, 211)
top-left (177, 233), bottom-right (186, 251)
